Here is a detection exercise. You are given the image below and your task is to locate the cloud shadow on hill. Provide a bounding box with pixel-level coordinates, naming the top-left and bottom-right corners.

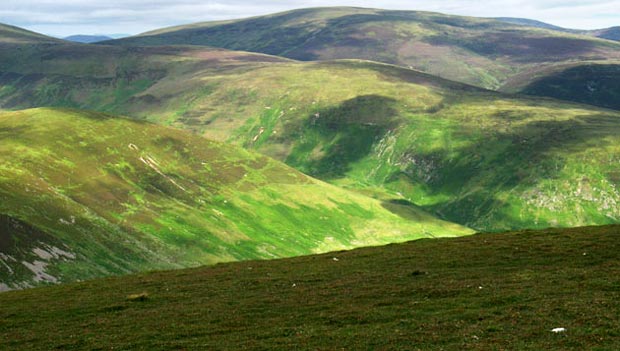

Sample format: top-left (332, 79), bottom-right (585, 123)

top-left (284, 94), bottom-right (400, 180)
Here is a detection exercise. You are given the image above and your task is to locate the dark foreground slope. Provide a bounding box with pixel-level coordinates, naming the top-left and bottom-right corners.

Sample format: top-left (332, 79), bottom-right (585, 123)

top-left (1, 224), bottom-right (619, 350)
top-left (106, 7), bottom-right (620, 90)
top-left (0, 108), bottom-right (469, 290)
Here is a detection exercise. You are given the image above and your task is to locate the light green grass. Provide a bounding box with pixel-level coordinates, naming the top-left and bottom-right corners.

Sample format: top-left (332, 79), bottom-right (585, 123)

top-left (0, 107), bottom-right (471, 289)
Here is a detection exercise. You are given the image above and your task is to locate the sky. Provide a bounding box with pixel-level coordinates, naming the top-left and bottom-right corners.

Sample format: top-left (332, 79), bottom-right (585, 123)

top-left (0, 0), bottom-right (619, 38)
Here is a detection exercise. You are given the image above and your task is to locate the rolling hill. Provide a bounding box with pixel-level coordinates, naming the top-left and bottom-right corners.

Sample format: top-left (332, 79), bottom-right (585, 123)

top-left (105, 7), bottom-right (620, 91)
top-left (0, 41), bottom-right (292, 114)
top-left (1, 224), bottom-right (619, 350)
top-left (0, 107), bottom-right (470, 290)
top-left (2, 40), bottom-right (620, 232)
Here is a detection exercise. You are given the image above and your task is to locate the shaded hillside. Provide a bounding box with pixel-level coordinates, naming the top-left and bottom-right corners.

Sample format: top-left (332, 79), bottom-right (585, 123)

top-left (501, 62), bottom-right (620, 110)
top-left (589, 27), bottom-right (620, 41)
top-left (0, 108), bottom-right (469, 290)
top-left (1, 224), bottom-right (619, 350)
top-left (105, 7), bottom-right (620, 89)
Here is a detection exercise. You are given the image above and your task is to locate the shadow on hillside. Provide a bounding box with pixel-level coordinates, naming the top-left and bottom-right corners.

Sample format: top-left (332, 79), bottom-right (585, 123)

top-left (521, 64), bottom-right (620, 110)
top-left (284, 95), bottom-right (400, 180)
top-left (381, 199), bottom-right (430, 222)
top-left (0, 214), bottom-right (53, 252)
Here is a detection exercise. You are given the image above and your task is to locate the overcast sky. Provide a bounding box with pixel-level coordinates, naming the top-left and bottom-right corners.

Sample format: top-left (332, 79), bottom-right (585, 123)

top-left (1, 0), bottom-right (619, 37)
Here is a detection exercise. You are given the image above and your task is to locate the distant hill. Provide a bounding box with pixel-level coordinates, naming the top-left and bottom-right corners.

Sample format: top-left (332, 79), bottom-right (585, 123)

top-left (105, 7), bottom-right (620, 90)
top-left (0, 107), bottom-right (469, 290)
top-left (64, 34), bottom-right (113, 43)
top-left (0, 23), bottom-right (62, 44)
top-left (2, 224), bottom-right (619, 349)
top-left (494, 18), bottom-right (620, 43)
top-left (589, 26), bottom-right (620, 41)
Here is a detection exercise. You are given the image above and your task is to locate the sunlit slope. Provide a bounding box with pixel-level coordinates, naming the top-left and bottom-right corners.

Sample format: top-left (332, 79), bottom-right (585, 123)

top-left (106, 7), bottom-right (620, 89)
top-left (201, 61), bottom-right (620, 232)
top-left (0, 108), bottom-right (470, 290)
top-left (0, 43), bottom-right (289, 114)
top-left (2, 224), bottom-right (619, 350)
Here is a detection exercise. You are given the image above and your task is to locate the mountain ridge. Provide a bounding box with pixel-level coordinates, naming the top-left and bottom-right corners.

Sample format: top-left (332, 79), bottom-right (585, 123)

top-left (104, 7), bottom-right (620, 91)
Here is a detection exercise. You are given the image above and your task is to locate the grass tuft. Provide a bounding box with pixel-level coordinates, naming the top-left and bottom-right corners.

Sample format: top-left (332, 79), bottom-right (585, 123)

top-left (126, 292), bottom-right (149, 302)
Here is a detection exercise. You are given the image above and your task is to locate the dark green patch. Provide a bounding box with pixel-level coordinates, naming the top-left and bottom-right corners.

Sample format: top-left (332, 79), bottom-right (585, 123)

top-left (520, 64), bottom-right (620, 110)
top-left (285, 95), bottom-right (399, 179)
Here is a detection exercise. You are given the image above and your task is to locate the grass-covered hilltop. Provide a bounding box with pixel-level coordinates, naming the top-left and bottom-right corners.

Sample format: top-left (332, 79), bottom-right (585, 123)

top-left (0, 108), bottom-right (469, 289)
top-left (101, 7), bottom-right (620, 111)
top-left (1, 224), bottom-right (619, 350)
top-left (105, 7), bottom-right (620, 93)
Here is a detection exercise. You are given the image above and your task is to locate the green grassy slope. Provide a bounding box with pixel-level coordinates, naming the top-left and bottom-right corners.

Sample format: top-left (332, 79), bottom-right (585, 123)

top-left (2, 45), bottom-right (620, 232)
top-left (0, 43), bottom-right (289, 114)
top-left (0, 107), bottom-right (470, 290)
top-left (105, 7), bottom-right (620, 90)
top-left (1, 224), bottom-right (619, 350)
top-left (214, 61), bottom-right (620, 232)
